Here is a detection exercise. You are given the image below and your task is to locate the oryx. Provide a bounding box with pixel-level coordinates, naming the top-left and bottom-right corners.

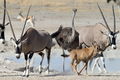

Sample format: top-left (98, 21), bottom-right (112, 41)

top-left (77, 4), bottom-right (119, 73)
top-left (0, 0), bottom-right (9, 44)
top-left (7, 6), bottom-right (54, 77)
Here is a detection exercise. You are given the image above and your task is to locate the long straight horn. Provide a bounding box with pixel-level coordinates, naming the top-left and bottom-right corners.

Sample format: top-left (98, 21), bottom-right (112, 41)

top-left (97, 3), bottom-right (111, 33)
top-left (6, 11), bottom-right (17, 41)
top-left (3, 0), bottom-right (6, 27)
top-left (20, 5), bottom-right (32, 39)
top-left (112, 5), bottom-right (116, 33)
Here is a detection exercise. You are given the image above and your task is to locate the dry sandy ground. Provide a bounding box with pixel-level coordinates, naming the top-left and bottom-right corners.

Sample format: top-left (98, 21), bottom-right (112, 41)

top-left (0, 0), bottom-right (120, 80)
top-left (0, 75), bottom-right (120, 80)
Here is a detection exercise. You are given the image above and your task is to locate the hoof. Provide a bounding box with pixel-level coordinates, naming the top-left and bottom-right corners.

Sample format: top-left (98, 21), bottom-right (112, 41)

top-left (22, 74), bottom-right (29, 77)
top-left (39, 71), bottom-right (42, 74)
top-left (26, 75), bottom-right (29, 77)
top-left (45, 70), bottom-right (49, 75)
top-left (77, 72), bottom-right (81, 75)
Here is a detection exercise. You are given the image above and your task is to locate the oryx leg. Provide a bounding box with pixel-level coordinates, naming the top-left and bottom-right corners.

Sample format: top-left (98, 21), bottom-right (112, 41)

top-left (23, 53), bottom-right (34, 77)
top-left (96, 52), bottom-right (106, 73)
top-left (27, 53), bottom-right (34, 77)
top-left (38, 52), bottom-right (44, 74)
top-left (100, 56), bottom-right (107, 73)
top-left (22, 54), bottom-right (28, 77)
top-left (91, 57), bottom-right (102, 73)
top-left (46, 48), bottom-right (51, 74)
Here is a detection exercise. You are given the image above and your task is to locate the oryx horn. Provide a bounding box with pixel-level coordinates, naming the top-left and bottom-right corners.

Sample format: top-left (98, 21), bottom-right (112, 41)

top-left (6, 10), bottom-right (17, 42)
top-left (112, 5), bottom-right (116, 33)
top-left (3, 0), bottom-right (6, 27)
top-left (97, 3), bottom-right (111, 33)
top-left (20, 5), bottom-right (32, 39)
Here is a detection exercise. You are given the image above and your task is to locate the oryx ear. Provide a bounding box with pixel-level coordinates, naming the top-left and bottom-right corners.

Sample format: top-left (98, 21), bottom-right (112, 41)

top-left (82, 42), bottom-right (89, 48)
top-left (10, 37), bottom-right (17, 47)
top-left (5, 22), bottom-right (10, 26)
top-left (10, 37), bottom-right (15, 41)
top-left (115, 31), bottom-right (119, 34)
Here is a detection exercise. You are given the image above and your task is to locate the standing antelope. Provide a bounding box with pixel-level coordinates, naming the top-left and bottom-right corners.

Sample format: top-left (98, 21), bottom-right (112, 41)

top-left (68, 43), bottom-right (100, 75)
top-left (7, 6), bottom-right (54, 77)
top-left (17, 11), bottom-right (35, 27)
top-left (0, 0), bottom-right (9, 44)
top-left (51, 9), bottom-right (79, 72)
top-left (77, 4), bottom-right (119, 73)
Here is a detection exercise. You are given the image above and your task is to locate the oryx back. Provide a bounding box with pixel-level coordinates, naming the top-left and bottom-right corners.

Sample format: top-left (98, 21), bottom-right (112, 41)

top-left (21, 28), bottom-right (53, 53)
top-left (78, 23), bottom-right (109, 50)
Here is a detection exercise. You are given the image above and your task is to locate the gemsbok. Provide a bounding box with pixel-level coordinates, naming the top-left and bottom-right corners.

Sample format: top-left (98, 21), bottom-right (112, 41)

top-left (0, 0), bottom-right (9, 44)
top-left (77, 4), bottom-right (119, 73)
top-left (7, 6), bottom-right (54, 77)
top-left (17, 11), bottom-right (35, 27)
top-left (67, 42), bottom-right (100, 75)
top-left (51, 9), bottom-right (79, 72)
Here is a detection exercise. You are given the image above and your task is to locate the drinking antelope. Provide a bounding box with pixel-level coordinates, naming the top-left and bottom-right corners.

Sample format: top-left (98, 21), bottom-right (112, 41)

top-left (77, 4), bottom-right (119, 73)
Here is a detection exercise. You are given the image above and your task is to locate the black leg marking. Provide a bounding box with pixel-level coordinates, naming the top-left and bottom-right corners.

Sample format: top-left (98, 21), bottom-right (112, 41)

top-left (38, 52), bottom-right (44, 74)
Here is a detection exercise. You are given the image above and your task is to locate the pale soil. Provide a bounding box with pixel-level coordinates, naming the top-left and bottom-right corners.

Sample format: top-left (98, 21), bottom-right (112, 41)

top-left (0, 0), bottom-right (119, 80)
top-left (0, 75), bottom-right (120, 80)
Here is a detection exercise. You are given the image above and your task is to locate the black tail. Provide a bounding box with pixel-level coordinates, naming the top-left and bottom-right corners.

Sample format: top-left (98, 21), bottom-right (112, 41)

top-left (51, 25), bottom-right (63, 38)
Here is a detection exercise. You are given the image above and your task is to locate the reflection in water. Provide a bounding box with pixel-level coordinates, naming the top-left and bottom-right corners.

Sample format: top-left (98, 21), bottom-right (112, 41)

top-left (8, 49), bottom-right (120, 74)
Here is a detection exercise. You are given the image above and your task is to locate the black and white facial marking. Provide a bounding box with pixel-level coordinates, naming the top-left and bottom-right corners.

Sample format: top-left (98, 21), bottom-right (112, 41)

top-left (109, 31), bottom-right (119, 49)
top-left (15, 41), bottom-right (22, 59)
top-left (0, 22), bottom-right (9, 44)
top-left (100, 30), bottom-right (119, 49)
top-left (97, 4), bottom-right (119, 50)
top-left (0, 24), bottom-right (5, 44)
top-left (11, 38), bottom-right (21, 59)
